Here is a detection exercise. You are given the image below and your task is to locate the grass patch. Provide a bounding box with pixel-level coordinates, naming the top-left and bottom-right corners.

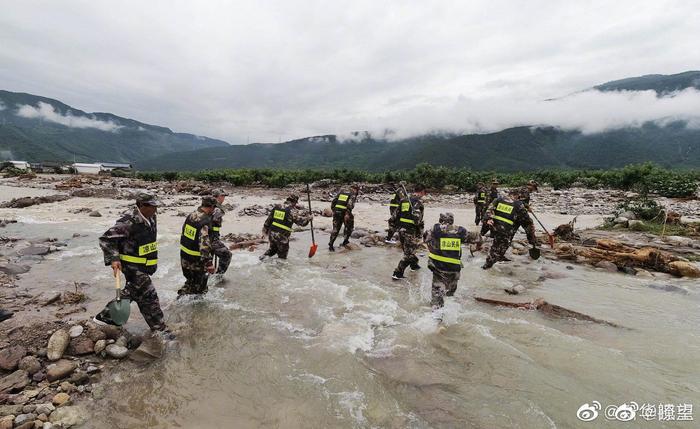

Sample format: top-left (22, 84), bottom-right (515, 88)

top-left (599, 220), bottom-right (699, 237)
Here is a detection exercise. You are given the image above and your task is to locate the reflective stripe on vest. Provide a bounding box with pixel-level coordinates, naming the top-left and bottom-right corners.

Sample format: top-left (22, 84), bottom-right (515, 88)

top-left (120, 254), bottom-right (158, 266)
top-left (272, 221), bottom-right (292, 231)
top-left (212, 226), bottom-right (221, 232)
top-left (180, 245), bottom-right (201, 256)
top-left (389, 193), bottom-right (399, 207)
top-left (428, 252), bottom-right (461, 265)
top-left (477, 192), bottom-right (486, 203)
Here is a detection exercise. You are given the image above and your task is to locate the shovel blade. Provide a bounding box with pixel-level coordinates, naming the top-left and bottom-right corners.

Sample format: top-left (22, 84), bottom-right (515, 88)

top-left (107, 298), bottom-right (131, 326)
top-left (529, 248), bottom-right (541, 260)
top-left (308, 243), bottom-right (318, 258)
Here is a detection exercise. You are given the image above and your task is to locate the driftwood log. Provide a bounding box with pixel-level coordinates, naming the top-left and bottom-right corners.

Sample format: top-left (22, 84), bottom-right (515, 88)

top-left (474, 297), bottom-right (622, 328)
top-left (228, 238), bottom-right (267, 250)
top-left (555, 238), bottom-right (700, 278)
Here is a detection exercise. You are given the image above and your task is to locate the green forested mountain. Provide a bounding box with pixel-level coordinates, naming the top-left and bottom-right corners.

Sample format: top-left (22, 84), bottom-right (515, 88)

top-left (594, 71), bottom-right (700, 94)
top-left (0, 90), bottom-right (228, 162)
top-left (135, 123), bottom-right (700, 172)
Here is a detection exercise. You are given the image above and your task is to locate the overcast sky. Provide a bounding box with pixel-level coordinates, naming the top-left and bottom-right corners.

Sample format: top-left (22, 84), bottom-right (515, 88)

top-left (1, 1), bottom-right (699, 143)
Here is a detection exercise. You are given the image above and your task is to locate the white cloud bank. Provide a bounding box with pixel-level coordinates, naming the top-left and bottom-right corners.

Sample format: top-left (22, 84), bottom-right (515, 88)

top-left (345, 88), bottom-right (700, 140)
top-left (15, 102), bottom-right (122, 132)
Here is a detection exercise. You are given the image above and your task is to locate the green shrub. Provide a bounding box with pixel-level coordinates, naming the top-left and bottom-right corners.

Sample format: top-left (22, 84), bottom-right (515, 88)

top-left (617, 197), bottom-right (664, 221)
top-left (133, 163), bottom-right (699, 195)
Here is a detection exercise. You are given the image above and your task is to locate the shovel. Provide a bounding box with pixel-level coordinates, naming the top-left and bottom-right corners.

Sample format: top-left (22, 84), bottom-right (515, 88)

top-left (529, 247), bottom-right (541, 260)
top-left (107, 270), bottom-right (130, 326)
top-left (529, 209), bottom-right (555, 248)
top-left (306, 183), bottom-right (318, 258)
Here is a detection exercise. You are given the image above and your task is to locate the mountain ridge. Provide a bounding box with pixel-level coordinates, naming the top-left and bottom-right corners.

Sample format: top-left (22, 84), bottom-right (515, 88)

top-left (2, 70), bottom-right (700, 170)
top-left (0, 90), bottom-right (228, 163)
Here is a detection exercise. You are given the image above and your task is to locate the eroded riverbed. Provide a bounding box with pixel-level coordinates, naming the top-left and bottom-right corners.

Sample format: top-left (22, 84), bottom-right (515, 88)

top-left (1, 182), bottom-right (699, 428)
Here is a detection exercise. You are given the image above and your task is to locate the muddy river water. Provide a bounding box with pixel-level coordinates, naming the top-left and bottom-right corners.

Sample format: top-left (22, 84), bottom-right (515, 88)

top-left (3, 187), bottom-right (699, 428)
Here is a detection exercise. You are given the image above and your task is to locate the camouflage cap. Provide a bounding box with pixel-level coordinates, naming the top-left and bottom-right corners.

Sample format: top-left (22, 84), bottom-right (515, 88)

top-left (135, 192), bottom-right (161, 206)
top-left (527, 180), bottom-right (539, 190)
top-left (287, 193), bottom-right (299, 203)
top-left (201, 196), bottom-right (217, 207)
top-left (212, 188), bottom-right (229, 197)
top-left (439, 212), bottom-right (454, 225)
top-left (491, 178), bottom-right (500, 185)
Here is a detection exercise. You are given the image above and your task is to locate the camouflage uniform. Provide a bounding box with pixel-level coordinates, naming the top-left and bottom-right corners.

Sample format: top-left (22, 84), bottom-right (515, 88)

top-left (480, 185), bottom-right (500, 235)
top-left (521, 180), bottom-right (538, 209)
top-left (329, 188), bottom-right (358, 249)
top-left (483, 193), bottom-right (537, 269)
top-left (424, 214), bottom-right (472, 309)
top-left (211, 202), bottom-right (232, 274)
top-left (262, 199), bottom-right (311, 259)
top-left (392, 194), bottom-right (425, 278)
top-left (385, 186), bottom-right (406, 241)
top-left (473, 184), bottom-right (488, 225)
top-left (178, 205), bottom-right (214, 296)
top-left (97, 204), bottom-right (165, 331)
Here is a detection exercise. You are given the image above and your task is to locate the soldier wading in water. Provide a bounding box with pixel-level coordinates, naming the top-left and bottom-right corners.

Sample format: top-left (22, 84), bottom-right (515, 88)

top-left (260, 194), bottom-right (312, 259)
top-left (328, 184), bottom-right (360, 251)
top-left (94, 193), bottom-right (169, 334)
top-left (391, 184), bottom-right (426, 280)
top-left (178, 196), bottom-right (217, 297)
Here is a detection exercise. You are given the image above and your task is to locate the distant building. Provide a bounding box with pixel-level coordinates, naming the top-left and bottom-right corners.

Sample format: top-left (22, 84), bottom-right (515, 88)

top-left (72, 163), bottom-right (103, 174)
top-left (71, 162), bottom-right (133, 175)
top-left (100, 162), bottom-right (132, 172)
top-left (5, 161), bottom-right (31, 170)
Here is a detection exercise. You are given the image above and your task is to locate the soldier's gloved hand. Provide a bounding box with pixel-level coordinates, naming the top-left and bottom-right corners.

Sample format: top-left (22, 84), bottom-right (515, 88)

top-left (487, 219), bottom-right (494, 226)
top-left (110, 260), bottom-right (122, 276)
top-left (205, 263), bottom-right (215, 274)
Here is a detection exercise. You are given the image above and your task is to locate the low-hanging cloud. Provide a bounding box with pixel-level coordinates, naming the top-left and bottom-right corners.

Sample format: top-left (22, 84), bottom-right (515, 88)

top-left (2, 1), bottom-right (700, 143)
top-left (339, 88), bottom-right (700, 141)
top-left (15, 102), bottom-right (122, 132)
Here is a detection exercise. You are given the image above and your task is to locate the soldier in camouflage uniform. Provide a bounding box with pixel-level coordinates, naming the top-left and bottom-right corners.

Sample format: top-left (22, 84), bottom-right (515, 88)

top-left (473, 182), bottom-right (487, 225)
top-left (94, 193), bottom-right (166, 331)
top-left (385, 183), bottom-right (406, 243)
top-left (210, 189), bottom-right (232, 274)
top-left (328, 184), bottom-right (360, 251)
top-left (260, 194), bottom-right (312, 259)
top-left (178, 196), bottom-right (217, 296)
top-left (480, 179), bottom-right (501, 236)
top-left (521, 180), bottom-right (539, 209)
top-left (392, 184), bottom-right (426, 280)
top-left (482, 188), bottom-right (538, 269)
top-left (424, 213), bottom-right (471, 311)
